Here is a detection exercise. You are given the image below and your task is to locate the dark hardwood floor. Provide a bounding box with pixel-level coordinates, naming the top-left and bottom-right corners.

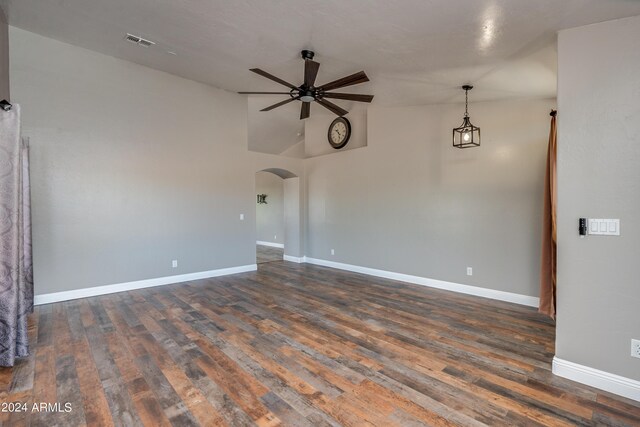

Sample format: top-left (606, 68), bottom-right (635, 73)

top-left (1, 261), bottom-right (639, 426)
top-left (256, 245), bottom-right (284, 264)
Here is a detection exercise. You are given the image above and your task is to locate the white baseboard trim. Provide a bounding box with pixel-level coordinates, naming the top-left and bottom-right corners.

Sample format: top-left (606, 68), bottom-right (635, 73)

top-left (34, 264), bottom-right (258, 306)
top-left (303, 257), bottom-right (539, 307)
top-left (256, 241), bottom-right (284, 248)
top-left (283, 255), bottom-right (305, 263)
top-left (553, 357), bottom-right (640, 402)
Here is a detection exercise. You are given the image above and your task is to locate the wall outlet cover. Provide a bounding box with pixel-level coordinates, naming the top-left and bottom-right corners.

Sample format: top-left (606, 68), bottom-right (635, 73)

top-left (467, 267), bottom-right (473, 276)
top-left (172, 260), bottom-right (178, 268)
top-left (632, 339), bottom-right (640, 359)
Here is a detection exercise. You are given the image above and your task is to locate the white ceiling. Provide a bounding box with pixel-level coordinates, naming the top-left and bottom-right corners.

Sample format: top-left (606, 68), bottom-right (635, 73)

top-left (3, 0), bottom-right (640, 154)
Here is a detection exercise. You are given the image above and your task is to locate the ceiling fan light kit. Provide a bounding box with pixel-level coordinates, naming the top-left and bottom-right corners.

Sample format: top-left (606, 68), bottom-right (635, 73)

top-left (452, 85), bottom-right (481, 149)
top-left (239, 50), bottom-right (374, 120)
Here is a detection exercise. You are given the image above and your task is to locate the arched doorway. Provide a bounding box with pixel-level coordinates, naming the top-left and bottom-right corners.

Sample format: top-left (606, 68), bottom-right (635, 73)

top-left (255, 168), bottom-right (302, 264)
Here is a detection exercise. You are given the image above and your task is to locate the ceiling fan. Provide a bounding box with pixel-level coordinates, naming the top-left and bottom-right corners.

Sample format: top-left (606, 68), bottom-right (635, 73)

top-left (239, 50), bottom-right (374, 120)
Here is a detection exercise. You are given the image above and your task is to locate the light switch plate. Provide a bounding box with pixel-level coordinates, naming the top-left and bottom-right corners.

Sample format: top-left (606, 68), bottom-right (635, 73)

top-left (588, 219), bottom-right (620, 236)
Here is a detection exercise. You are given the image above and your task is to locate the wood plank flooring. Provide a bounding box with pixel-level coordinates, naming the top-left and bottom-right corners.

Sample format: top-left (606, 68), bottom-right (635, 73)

top-left (256, 245), bottom-right (284, 264)
top-left (1, 261), bottom-right (639, 426)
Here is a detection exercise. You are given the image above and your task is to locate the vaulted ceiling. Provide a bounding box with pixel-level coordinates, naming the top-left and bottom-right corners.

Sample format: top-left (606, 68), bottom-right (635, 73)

top-left (3, 0), bottom-right (640, 154)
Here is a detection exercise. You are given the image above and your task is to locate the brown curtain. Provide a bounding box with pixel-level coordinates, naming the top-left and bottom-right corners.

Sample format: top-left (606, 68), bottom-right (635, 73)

top-left (539, 110), bottom-right (557, 318)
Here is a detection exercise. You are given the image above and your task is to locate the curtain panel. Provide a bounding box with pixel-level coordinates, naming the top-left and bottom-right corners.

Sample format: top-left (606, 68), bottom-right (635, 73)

top-left (539, 110), bottom-right (557, 319)
top-left (0, 104), bottom-right (34, 367)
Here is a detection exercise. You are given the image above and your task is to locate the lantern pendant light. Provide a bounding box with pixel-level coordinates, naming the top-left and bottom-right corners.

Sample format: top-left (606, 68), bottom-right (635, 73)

top-left (452, 85), bottom-right (480, 148)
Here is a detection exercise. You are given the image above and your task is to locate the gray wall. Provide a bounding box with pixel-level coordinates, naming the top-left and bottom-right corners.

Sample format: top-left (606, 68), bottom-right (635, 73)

top-left (10, 27), bottom-right (304, 295)
top-left (556, 16), bottom-right (640, 381)
top-left (0, 6), bottom-right (8, 100)
top-left (284, 177), bottom-right (302, 258)
top-left (255, 171), bottom-right (284, 245)
top-left (305, 98), bottom-right (555, 297)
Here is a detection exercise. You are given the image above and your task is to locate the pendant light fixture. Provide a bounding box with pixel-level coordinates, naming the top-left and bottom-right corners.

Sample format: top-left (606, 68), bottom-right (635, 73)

top-left (452, 85), bottom-right (480, 148)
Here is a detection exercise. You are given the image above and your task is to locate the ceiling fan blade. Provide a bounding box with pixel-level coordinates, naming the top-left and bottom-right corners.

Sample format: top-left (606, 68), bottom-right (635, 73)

top-left (238, 91), bottom-right (293, 95)
top-left (321, 93), bottom-right (374, 103)
top-left (260, 97), bottom-right (299, 111)
top-left (315, 98), bottom-right (348, 116)
top-left (300, 102), bottom-right (310, 120)
top-left (317, 71), bottom-right (369, 92)
top-left (304, 60), bottom-right (320, 87)
top-left (250, 68), bottom-right (298, 90)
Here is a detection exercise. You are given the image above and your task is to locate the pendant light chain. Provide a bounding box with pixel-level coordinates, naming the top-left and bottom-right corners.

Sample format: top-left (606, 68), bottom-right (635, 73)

top-left (464, 88), bottom-right (469, 117)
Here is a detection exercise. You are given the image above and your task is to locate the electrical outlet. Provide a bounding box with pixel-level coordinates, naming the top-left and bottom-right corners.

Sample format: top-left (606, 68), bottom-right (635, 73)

top-left (631, 339), bottom-right (640, 359)
top-left (239, 213), bottom-right (244, 220)
top-left (274, 235), bottom-right (277, 240)
top-left (331, 249), bottom-right (335, 256)
top-left (172, 260), bottom-right (178, 268)
top-left (467, 267), bottom-right (473, 276)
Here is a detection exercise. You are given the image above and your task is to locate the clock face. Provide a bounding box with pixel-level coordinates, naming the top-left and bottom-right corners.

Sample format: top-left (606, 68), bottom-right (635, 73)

top-left (328, 117), bottom-right (351, 149)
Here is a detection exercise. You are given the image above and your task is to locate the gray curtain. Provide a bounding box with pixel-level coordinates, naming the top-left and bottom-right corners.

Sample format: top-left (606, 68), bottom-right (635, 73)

top-left (0, 104), bottom-right (34, 367)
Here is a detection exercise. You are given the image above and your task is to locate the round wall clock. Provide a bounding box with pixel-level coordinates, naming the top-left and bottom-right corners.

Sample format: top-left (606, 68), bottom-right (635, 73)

top-left (327, 117), bottom-right (352, 149)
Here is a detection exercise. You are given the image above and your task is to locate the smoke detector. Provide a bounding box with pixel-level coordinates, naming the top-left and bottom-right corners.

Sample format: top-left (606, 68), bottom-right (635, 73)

top-left (125, 33), bottom-right (155, 47)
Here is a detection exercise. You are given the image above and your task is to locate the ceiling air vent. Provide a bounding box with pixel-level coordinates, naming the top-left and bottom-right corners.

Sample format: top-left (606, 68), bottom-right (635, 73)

top-left (138, 38), bottom-right (155, 48)
top-left (125, 34), bottom-right (141, 44)
top-left (124, 33), bottom-right (155, 48)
